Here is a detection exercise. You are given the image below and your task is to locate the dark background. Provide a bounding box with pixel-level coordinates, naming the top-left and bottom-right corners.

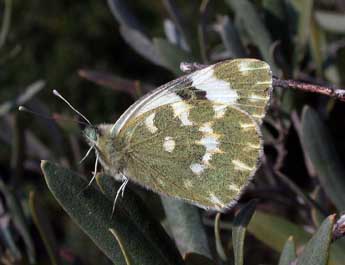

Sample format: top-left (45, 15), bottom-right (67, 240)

top-left (1, 0), bottom-right (345, 264)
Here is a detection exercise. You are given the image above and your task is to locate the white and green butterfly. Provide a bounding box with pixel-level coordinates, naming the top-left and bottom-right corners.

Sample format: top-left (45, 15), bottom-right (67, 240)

top-left (62, 58), bottom-right (272, 211)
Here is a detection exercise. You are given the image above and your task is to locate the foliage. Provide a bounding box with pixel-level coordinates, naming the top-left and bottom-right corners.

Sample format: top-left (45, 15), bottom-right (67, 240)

top-left (1, 0), bottom-right (345, 264)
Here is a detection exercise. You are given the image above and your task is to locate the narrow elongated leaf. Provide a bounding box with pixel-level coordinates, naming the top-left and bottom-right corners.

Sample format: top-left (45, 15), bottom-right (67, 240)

top-left (0, 0), bottom-right (12, 48)
top-left (41, 161), bottom-right (176, 265)
top-left (153, 38), bottom-right (195, 75)
top-left (296, 215), bottom-right (335, 265)
top-left (315, 11), bottom-right (345, 33)
top-left (107, 0), bottom-right (145, 33)
top-left (225, 0), bottom-right (278, 73)
top-left (213, 16), bottom-right (246, 58)
top-left (262, 0), bottom-right (285, 20)
top-left (109, 229), bottom-right (133, 265)
top-left (161, 197), bottom-right (211, 258)
top-left (289, 0), bottom-right (314, 65)
top-left (214, 213), bottom-right (227, 261)
top-left (120, 25), bottom-right (163, 67)
top-left (301, 107), bottom-right (345, 212)
top-left (162, 0), bottom-right (190, 51)
top-left (232, 200), bottom-right (257, 265)
top-left (0, 80), bottom-right (45, 117)
top-left (0, 181), bottom-right (36, 264)
top-left (248, 210), bottom-right (345, 265)
top-left (278, 236), bottom-right (296, 265)
top-left (29, 191), bottom-right (60, 265)
top-left (96, 174), bottom-right (184, 265)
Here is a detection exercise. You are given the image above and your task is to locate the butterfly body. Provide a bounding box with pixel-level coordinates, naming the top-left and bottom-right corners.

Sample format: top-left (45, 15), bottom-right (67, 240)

top-left (84, 59), bottom-right (272, 211)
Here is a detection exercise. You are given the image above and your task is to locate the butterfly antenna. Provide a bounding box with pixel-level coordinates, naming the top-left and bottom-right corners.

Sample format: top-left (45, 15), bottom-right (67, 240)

top-left (53, 90), bottom-right (92, 125)
top-left (18, 106), bottom-right (89, 126)
top-left (87, 151), bottom-right (99, 187)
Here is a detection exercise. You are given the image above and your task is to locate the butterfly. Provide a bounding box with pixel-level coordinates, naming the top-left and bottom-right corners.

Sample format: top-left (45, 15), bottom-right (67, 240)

top-left (62, 58), bottom-right (272, 211)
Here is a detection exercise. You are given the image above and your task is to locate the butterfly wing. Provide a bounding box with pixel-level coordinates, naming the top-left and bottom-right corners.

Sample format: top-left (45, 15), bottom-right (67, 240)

top-left (115, 59), bottom-right (272, 210)
top-left (112, 59), bottom-right (271, 135)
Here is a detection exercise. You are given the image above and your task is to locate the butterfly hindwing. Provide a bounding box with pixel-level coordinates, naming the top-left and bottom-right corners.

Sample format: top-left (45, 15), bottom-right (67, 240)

top-left (117, 100), bottom-right (261, 210)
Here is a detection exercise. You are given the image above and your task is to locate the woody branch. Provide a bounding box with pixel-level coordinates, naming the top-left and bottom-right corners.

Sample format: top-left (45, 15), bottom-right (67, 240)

top-left (273, 77), bottom-right (345, 102)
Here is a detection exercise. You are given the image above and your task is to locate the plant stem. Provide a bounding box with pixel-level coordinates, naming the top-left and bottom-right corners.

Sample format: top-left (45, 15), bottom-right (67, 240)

top-left (273, 77), bottom-right (345, 102)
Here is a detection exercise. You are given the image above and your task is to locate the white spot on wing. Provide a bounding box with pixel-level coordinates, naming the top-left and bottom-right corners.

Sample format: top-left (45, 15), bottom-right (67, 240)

top-left (243, 142), bottom-right (261, 152)
top-left (144, 112), bottom-right (158, 133)
top-left (247, 143), bottom-right (260, 149)
top-left (171, 101), bottom-right (193, 126)
top-left (228, 184), bottom-right (240, 192)
top-left (191, 66), bottom-right (238, 104)
top-left (252, 113), bottom-right (265, 119)
top-left (190, 163), bottom-right (206, 175)
top-left (199, 122), bottom-right (213, 133)
top-left (184, 179), bottom-right (193, 188)
top-left (163, 136), bottom-right (175, 152)
top-left (248, 94), bottom-right (269, 102)
top-left (197, 124), bottom-right (222, 166)
top-left (240, 123), bottom-right (256, 131)
top-left (238, 61), bottom-right (269, 72)
top-left (209, 193), bottom-right (225, 208)
top-left (240, 123), bottom-right (256, 129)
top-left (190, 122), bottom-right (223, 176)
top-left (213, 104), bottom-right (228, 119)
top-left (232, 160), bottom-right (254, 171)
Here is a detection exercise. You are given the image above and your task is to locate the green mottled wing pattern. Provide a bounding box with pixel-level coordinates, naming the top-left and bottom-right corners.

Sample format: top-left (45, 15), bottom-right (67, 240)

top-left (113, 59), bottom-right (272, 210)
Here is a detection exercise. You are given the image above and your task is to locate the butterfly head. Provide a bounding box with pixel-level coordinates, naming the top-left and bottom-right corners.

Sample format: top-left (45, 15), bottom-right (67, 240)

top-left (83, 125), bottom-right (99, 146)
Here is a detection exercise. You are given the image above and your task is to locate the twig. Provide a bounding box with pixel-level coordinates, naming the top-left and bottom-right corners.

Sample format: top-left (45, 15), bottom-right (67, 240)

top-left (273, 77), bottom-right (345, 102)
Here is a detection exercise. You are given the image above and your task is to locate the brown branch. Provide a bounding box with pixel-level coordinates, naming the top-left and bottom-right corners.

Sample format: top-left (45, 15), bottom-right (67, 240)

top-left (273, 77), bottom-right (345, 102)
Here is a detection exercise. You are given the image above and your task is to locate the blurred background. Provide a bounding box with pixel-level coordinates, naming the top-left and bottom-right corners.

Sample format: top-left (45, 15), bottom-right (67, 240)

top-left (1, 0), bottom-right (345, 264)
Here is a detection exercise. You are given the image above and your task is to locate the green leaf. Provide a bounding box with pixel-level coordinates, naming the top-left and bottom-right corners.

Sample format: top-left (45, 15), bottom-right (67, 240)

top-left (248, 210), bottom-right (345, 265)
top-left (213, 16), bottom-right (246, 58)
top-left (232, 200), bottom-right (257, 265)
top-left (310, 16), bottom-right (326, 76)
top-left (153, 38), bottom-right (195, 75)
top-left (296, 215), bottom-right (335, 265)
top-left (119, 25), bottom-right (164, 67)
top-left (0, 180), bottom-right (36, 264)
top-left (288, 0), bottom-right (314, 67)
top-left (107, 0), bottom-right (145, 33)
top-left (0, 0), bottom-right (12, 49)
top-left (109, 228), bottom-right (133, 265)
top-left (29, 191), bottom-right (60, 265)
top-left (301, 106), bottom-right (345, 212)
top-left (41, 161), bottom-right (177, 265)
top-left (96, 174), bottom-right (184, 265)
top-left (262, 0), bottom-right (285, 20)
top-left (278, 236), bottom-right (296, 265)
top-left (184, 253), bottom-right (216, 265)
top-left (214, 213), bottom-right (227, 261)
top-left (315, 11), bottom-right (345, 33)
top-left (225, 0), bottom-right (278, 74)
top-left (161, 197), bottom-right (211, 258)
top-left (0, 80), bottom-right (45, 117)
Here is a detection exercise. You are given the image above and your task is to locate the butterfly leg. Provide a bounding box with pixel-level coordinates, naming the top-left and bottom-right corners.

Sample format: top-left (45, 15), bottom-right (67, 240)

top-left (87, 151), bottom-right (99, 186)
top-left (112, 174), bottom-right (129, 215)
